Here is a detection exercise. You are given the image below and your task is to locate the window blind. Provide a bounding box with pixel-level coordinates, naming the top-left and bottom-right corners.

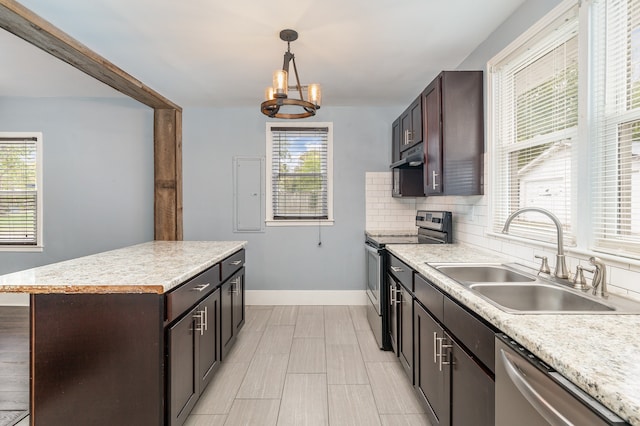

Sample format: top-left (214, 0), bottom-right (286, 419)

top-left (591, 0), bottom-right (640, 256)
top-left (0, 137), bottom-right (38, 245)
top-left (491, 5), bottom-right (579, 244)
top-left (270, 126), bottom-right (329, 220)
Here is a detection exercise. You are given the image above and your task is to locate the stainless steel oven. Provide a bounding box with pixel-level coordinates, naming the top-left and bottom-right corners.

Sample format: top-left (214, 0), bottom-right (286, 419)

top-left (365, 210), bottom-right (452, 350)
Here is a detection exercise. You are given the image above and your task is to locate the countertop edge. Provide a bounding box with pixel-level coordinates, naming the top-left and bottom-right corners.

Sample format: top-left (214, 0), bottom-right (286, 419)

top-left (386, 243), bottom-right (640, 426)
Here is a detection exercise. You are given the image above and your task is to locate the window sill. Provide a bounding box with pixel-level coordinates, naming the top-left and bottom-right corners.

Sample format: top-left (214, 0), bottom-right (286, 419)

top-left (0, 245), bottom-right (43, 253)
top-left (266, 219), bottom-right (334, 227)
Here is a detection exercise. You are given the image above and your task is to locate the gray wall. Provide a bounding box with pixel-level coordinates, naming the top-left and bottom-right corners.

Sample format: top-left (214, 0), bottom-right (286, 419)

top-left (182, 106), bottom-right (397, 291)
top-left (0, 97), bottom-right (154, 275)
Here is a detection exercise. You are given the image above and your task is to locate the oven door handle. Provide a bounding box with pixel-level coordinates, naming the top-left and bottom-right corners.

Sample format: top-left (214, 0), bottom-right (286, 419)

top-left (500, 349), bottom-right (572, 426)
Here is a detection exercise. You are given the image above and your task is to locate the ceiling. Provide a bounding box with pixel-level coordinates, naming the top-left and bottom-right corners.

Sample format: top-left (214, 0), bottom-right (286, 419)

top-left (1, 0), bottom-right (526, 108)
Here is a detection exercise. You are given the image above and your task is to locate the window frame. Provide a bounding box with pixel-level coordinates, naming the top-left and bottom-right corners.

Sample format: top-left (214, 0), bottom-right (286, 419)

top-left (0, 132), bottom-right (44, 252)
top-left (488, 0), bottom-right (580, 247)
top-left (265, 122), bottom-right (334, 227)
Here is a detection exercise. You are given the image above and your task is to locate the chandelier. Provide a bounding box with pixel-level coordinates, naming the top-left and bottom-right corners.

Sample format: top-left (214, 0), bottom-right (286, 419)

top-left (261, 29), bottom-right (322, 119)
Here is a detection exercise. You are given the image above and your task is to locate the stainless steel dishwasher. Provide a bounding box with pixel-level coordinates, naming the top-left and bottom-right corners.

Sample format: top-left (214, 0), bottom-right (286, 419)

top-left (495, 333), bottom-right (628, 425)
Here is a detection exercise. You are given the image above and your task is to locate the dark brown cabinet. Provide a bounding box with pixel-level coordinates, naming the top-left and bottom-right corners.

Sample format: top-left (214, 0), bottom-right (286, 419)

top-left (387, 273), bottom-right (399, 353)
top-left (423, 71), bottom-right (484, 196)
top-left (400, 96), bottom-right (423, 152)
top-left (412, 273), bottom-right (495, 426)
top-left (168, 287), bottom-right (220, 426)
top-left (414, 301), bottom-right (450, 425)
top-left (388, 254), bottom-right (414, 381)
top-left (221, 267), bottom-right (245, 359)
top-left (167, 248), bottom-right (246, 426)
top-left (398, 283), bottom-right (413, 382)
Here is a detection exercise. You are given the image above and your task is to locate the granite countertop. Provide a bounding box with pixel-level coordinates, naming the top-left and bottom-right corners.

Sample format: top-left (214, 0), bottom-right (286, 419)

top-left (0, 241), bottom-right (247, 294)
top-left (386, 243), bottom-right (640, 426)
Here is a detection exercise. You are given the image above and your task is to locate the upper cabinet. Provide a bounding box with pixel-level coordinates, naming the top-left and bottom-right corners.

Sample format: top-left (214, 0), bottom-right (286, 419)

top-left (423, 71), bottom-right (484, 196)
top-left (390, 70), bottom-right (484, 197)
top-left (400, 95), bottom-right (423, 152)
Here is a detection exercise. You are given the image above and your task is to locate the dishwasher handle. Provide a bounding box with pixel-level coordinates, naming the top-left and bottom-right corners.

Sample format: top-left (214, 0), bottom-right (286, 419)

top-left (500, 348), bottom-right (573, 426)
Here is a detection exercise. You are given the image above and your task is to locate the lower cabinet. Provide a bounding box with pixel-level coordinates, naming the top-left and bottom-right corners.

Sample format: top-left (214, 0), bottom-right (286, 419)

top-left (166, 249), bottom-right (246, 426)
top-left (398, 283), bottom-right (413, 381)
top-left (168, 288), bottom-right (220, 426)
top-left (412, 273), bottom-right (495, 426)
top-left (414, 301), bottom-right (450, 425)
top-left (221, 267), bottom-right (245, 359)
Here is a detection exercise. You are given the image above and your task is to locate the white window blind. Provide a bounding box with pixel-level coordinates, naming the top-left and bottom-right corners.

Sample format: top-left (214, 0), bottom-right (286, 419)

top-left (0, 136), bottom-right (39, 246)
top-left (591, 0), bottom-right (640, 256)
top-left (268, 125), bottom-right (330, 221)
top-left (491, 4), bottom-right (579, 244)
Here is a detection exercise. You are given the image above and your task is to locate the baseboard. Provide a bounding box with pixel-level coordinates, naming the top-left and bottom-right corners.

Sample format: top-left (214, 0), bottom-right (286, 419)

top-left (0, 291), bottom-right (368, 307)
top-left (246, 290), bottom-right (367, 306)
top-left (0, 293), bottom-right (29, 306)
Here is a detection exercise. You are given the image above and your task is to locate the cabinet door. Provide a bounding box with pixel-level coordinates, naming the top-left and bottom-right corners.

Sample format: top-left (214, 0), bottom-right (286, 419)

top-left (168, 306), bottom-right (199, 426)
top-left (414, 301), bottom-right (449, 426)
top-left (198, 288), bottom-right (221, 391)
top-left (399, 284), bottom-right (413, 382)
top-left (392, 118), bottom-right (401, 163)
top-left (450, 337), bottom-right (494, 426)
top-left (388, 274), bottom-right (399, 354)
top-left (410, 96), bottom-right (423, 145)
top-left (424, 79), bottom-right (443, 195)
top-left (220, 278), bottom-right (234, 359)
top-left (232, 268), bottom-right (245, 334)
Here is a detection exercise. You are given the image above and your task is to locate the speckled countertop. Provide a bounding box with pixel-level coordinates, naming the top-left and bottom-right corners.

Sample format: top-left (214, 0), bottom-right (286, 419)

top-left (386, 243), bottom-right (640, 426)
top-left (0, 241), bottom-right (247, 294)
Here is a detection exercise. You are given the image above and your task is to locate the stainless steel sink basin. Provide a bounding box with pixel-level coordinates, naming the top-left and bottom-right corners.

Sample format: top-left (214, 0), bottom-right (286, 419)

top-left (430, 262), bottom-right (640, 314)
top-left (434, 264), bottom-right (535, 284)
top-left (469, 283), bottom-right (615, 313)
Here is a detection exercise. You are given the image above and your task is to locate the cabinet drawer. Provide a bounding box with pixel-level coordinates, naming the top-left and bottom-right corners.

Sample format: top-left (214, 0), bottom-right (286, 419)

top-left (414, 274), bottom-right (444, 323)
top-left (221, 249), bottom-right (245, 282)
top-left (388, 254), bottom-right (413, 291)
top-left (443, 296), bottom-right (495, 373)
top-left (166, 265), bottom-right (220, 323)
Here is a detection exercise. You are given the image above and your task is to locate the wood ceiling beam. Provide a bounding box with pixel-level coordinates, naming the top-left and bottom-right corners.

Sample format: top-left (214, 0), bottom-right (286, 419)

top-left (0, 0), bottom-right (183, 241)
top-left (0, 0), bottom-right (180, 110)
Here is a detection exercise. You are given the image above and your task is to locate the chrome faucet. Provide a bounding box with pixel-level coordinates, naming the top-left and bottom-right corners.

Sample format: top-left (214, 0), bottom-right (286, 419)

top-left (501, 207), bottom-right (569, 279)
top-left (589, 256), bottom-right (608, 298)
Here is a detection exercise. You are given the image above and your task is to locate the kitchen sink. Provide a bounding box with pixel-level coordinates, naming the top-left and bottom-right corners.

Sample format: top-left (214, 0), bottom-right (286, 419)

top-left (431, 262), bottom-right (640, 314)
top-left (469, 282), bottom-right (615, 313)
top-left (434, 264), bottom-right (535, 284)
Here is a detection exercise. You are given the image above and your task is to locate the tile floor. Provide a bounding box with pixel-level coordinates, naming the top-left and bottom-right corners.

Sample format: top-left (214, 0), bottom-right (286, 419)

top-left (184, 305), bottom-right (430, 426)
top-left (15, 305), bottom-right (431, 426)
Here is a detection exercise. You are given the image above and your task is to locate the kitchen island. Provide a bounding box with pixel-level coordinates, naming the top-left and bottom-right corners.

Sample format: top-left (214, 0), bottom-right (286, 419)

top-left (0, 240), bottom-right (247, 426)
top-left (386, 243), bottom-right (640, 425)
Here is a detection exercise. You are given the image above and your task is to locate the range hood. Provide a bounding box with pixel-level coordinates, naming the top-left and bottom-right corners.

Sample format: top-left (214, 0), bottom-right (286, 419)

top-left (390, 144), bottom-right (424, 169)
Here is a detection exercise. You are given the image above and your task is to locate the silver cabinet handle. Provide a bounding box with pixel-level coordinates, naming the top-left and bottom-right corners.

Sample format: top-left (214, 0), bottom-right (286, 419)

top-left (230, 278), bottom-right (239, 294)
top-left (390, 266), bottom-right (403, 273)
top-left (390, 287), bottom-right (396, 306)
top-left (203, 306), bottom-right (208, 332)
top-left (433, 332), bottom-right (438, 363)
top-left (230, 260), bottom-right (242, 266)
top-left (432, 170), bottom-right (439, 190)
top-left (192, 283), bottom-right (211, 292)
top-left (440, 339), bottom-right (453, 368)
top-left (193, 310), bottom-right (205, 336)
top-left (500, 349), bottom-right (572, 426)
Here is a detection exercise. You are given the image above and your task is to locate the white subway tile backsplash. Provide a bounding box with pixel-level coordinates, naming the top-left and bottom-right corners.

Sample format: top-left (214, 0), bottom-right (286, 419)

top-left (365, 170), bottom-right (640, 296)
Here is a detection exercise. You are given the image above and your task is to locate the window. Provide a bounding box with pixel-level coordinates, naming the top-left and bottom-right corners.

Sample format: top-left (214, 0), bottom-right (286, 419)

top-left (490, 0), bottom-right (640, 260)
top-left (266, 123), bottom-right (333, 226)
top-left (0, 133), bottom-right (43, 250)
top-left (490, 3), bottom-right (579, 245)
top-left (591, 0), bottom-right (640, 256)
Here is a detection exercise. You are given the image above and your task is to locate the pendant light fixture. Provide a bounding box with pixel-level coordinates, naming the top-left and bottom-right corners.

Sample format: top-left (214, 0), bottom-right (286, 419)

top-left (261, 29), bottom-right (322, 119)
